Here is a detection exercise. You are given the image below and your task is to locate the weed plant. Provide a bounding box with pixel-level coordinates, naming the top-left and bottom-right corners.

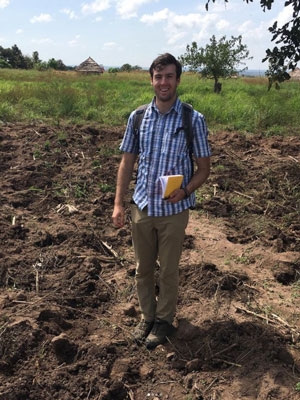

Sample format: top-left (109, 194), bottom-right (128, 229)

top-left (0, 68), bottom-right (299, 135)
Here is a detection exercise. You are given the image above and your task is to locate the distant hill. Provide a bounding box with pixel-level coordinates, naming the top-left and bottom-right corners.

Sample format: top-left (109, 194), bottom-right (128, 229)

top-left (239, 69), bottom-right (266, 77)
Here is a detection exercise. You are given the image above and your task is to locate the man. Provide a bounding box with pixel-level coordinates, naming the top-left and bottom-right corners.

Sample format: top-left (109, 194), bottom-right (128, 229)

top-left (112, 53), bottom-right (211, 349)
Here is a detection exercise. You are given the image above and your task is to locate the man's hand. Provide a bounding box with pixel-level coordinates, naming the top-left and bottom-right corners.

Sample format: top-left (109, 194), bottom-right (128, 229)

top-left (112, 152), bottom-right (137, 228)
top-left (167, 188), bottom-right (186, 203)
top-left (112, 204), bottom-right (125, 228)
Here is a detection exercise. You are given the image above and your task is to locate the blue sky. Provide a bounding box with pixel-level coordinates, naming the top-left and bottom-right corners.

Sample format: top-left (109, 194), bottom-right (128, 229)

top-left (0, 0), bottom-right (293, 70)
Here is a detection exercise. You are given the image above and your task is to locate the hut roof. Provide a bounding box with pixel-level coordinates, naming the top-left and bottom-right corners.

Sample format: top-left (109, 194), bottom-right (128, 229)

top-left (75, 57), bottom-right (104, 73)
top-left (290, 67), bottom-right (300, 80)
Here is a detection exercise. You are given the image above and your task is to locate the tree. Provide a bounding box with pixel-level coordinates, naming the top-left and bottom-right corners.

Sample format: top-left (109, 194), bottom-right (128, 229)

top-left (0, 57), bottom-right (11, 69)
top-left (179, 35), bottom-right (251, 93)
top-left (0, 44), bottom-right (28, 69)
top-left (32, 51), bottom-right (41, 65)
top-left (11, 44), bottom-right (27, 68)
top-left (120, 63), bottom-right (133, 72)
top-left (108, 67), bottom-right (120, 73)
top-left (24, 55), bottom-right (33, 69)
top-left (205, 0), bottom-right (300, 83)
top-left (47, 58), bottom-right (67, 71)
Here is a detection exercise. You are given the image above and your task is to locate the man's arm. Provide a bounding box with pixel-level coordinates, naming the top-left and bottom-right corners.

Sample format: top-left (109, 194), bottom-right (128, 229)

top-left (184, 156), bottom-right (210, 195)
top-left (168, 156), bottom-right (210, 202)
top-left (112, 152), bottom-right (137, 228)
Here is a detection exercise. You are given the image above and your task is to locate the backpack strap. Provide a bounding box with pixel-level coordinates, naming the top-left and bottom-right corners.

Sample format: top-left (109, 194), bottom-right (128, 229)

top-left (182, 102), bottom-right (194, 178)
top-left (133, 104), bottom-right (148, 138)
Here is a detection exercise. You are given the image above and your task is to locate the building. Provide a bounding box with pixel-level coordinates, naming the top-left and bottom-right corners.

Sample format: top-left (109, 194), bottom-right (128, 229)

top-left (75, 57), bottom-right (104, 74)
top-left (290, 67), bottom-right (300, 80)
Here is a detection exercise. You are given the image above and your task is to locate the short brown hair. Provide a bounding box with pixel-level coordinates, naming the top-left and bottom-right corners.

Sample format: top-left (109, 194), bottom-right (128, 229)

top-left (149, 53), bottom-right (182, 79)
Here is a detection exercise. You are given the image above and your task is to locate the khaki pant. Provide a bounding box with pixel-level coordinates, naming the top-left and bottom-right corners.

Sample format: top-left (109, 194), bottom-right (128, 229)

top-left (131, 204), bottom-right (189, 324)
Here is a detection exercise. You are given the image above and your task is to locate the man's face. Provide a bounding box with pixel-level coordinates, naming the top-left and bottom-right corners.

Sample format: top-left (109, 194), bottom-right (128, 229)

top-left (151, 64), bottom-right (180, 103)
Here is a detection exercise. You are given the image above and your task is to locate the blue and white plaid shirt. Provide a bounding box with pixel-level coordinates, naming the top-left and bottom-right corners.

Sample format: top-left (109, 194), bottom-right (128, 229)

top-left (120, 97), bottom-right (211, 217)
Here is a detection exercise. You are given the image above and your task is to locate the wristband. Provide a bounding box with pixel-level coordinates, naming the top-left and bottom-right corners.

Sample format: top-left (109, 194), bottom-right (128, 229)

top-left (182, 187), bottom-right (189, 198)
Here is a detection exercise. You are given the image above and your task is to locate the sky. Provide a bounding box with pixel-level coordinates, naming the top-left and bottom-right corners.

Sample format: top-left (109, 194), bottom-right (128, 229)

top-left (0, 0), bottom-right (293, 71)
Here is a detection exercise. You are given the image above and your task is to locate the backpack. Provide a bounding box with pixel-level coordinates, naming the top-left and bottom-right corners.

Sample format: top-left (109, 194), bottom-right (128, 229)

top-left (133, 102), bottom-right (194, 177)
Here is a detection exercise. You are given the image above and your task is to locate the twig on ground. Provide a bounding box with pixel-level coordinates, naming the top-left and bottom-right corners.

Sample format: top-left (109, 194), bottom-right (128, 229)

top-left (210, 343), bottom-right (237, 359)
top-left (100, 240), bottom-right (119, 258)
top-left (236, 305), bottom-right (300, 340)
top-left (288, 155), bottom-right (299, 163)
top-left (233, 190), bottom-right (254, 200)
top-left (165, 336), bottom-right (187, 360)
top-left (127, 389), bottom-right (135, 400)
top-left (0, 322), bottom-right (9, 338)
top-left (213, 358), bottom-right (241, 368)
top-left (224, 149), bottom-right (242, 160)
top-left (203, 377), bottom-right (219, 394)
top-left (97, 275), bottom-right (116, 295)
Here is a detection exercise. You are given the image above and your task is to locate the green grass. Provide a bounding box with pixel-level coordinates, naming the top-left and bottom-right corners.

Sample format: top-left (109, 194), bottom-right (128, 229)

top-left (0, 68), bottom-right (299, 135)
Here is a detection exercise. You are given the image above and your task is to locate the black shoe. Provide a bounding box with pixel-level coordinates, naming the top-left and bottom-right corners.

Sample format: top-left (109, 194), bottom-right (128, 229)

top-left (145, 319), bottom-right (174, 349)
top-left (132, 320), bottom-right (154, 343)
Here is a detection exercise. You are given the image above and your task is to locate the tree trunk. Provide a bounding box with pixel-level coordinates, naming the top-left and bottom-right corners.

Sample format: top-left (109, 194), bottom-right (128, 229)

top-left (214, 79), bottom-right (222, 93)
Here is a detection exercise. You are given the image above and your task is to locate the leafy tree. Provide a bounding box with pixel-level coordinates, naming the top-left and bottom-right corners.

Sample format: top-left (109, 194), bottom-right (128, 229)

top-left (179, 35), bottom-right (251, 93)
top-left (108, 67), bottom-right (120, 73)
top-left (0, 44), bottom-right (29, 69)
top-left (47, 58), bottom-right (67, 71)
top-left (11, 44), bottom-right (27, 68)
top-left (35, 61), bottom-right (48, 71)
top-left (32, 51), bottom-right (41, 65)
top-left (0, 57), bottom-right (11, 68)
top-left (205, 0), bottom-right (300, 83)
top-left (56, 59), bottom-right (67, 71)
top-left (265, 62), bottom-right (291, 91)
top-left (120, 63), bottom-right (133, 72)
top-left (0, 45), bottom-right (69, 70)
top-left (24, 55), bottom-right (34, 69)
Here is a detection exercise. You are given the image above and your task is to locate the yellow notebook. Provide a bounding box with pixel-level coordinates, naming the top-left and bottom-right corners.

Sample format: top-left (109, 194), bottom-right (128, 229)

top-left (159, 175), bottom-right (184, 199)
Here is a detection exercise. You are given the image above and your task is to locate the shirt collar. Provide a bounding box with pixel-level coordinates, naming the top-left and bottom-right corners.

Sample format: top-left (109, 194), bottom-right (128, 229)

top-left (150, 96), bottom-right (181, 115)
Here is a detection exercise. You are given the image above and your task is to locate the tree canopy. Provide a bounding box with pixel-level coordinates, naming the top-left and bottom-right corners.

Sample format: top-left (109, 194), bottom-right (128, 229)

top-left (205, 0), bottom-right (300, 80)
top-left (0, 45), bottom-right (68, 71)
top-left (179, 35), bottom-right (251, 92)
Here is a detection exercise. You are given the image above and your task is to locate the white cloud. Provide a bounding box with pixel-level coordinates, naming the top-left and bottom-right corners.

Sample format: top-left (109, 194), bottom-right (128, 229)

top-left (61, 8), bottom-right (78, 20)
top-left (165, 13), bottom-right (205, 45)
top-left (141, 9), bottom-right (220, 46)
top-left (0, 0), bottom-right (10, 9)
top-left (216, 18), bottom-right (230, 30)
top-left (140, 8), bottom-right (170, 25)
top-left (68, 35), bottom-right (81, 47)
top-left (103, 41), bottom-right (117, 49)
top-left (81, 0), bottom-right (111, 15)
top-left (116, 0), bottom-right (155, 19)
top-left (276, 3), bottom-right (293, 27)
top-left (238, 19), bottom-right (269, 42)
top-left (16, 29), bottom-right (23, 34)
top-left (30, 13), bottom-right (53, 24)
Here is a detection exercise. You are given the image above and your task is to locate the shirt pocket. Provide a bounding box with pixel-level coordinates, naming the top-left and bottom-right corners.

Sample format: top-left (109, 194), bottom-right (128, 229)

top-left (161, 129), bottom-right (187, 156)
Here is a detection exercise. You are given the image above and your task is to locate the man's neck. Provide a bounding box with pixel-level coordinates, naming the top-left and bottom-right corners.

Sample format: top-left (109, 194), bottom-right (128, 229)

top-left (155, 96), bottom-right (177, 114)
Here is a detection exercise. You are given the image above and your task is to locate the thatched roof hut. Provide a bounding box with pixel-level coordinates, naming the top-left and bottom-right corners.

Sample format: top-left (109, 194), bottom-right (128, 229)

top-left (290, 67), bottom-right (300, 80)
top-left (75, 57), bottom-right (104, 74)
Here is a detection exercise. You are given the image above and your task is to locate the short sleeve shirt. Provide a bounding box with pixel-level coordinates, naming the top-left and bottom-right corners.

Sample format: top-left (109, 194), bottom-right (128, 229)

top-left (120, 97), bottom-right (211, 217)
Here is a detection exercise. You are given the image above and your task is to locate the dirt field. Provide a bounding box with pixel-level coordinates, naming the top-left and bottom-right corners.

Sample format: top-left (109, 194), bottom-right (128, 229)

top-left (0, 122), bottom-right (300, 400)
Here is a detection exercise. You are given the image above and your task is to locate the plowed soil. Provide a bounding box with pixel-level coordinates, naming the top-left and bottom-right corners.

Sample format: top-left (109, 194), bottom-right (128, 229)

top-left (0, 122), bottom-right (300, 400)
